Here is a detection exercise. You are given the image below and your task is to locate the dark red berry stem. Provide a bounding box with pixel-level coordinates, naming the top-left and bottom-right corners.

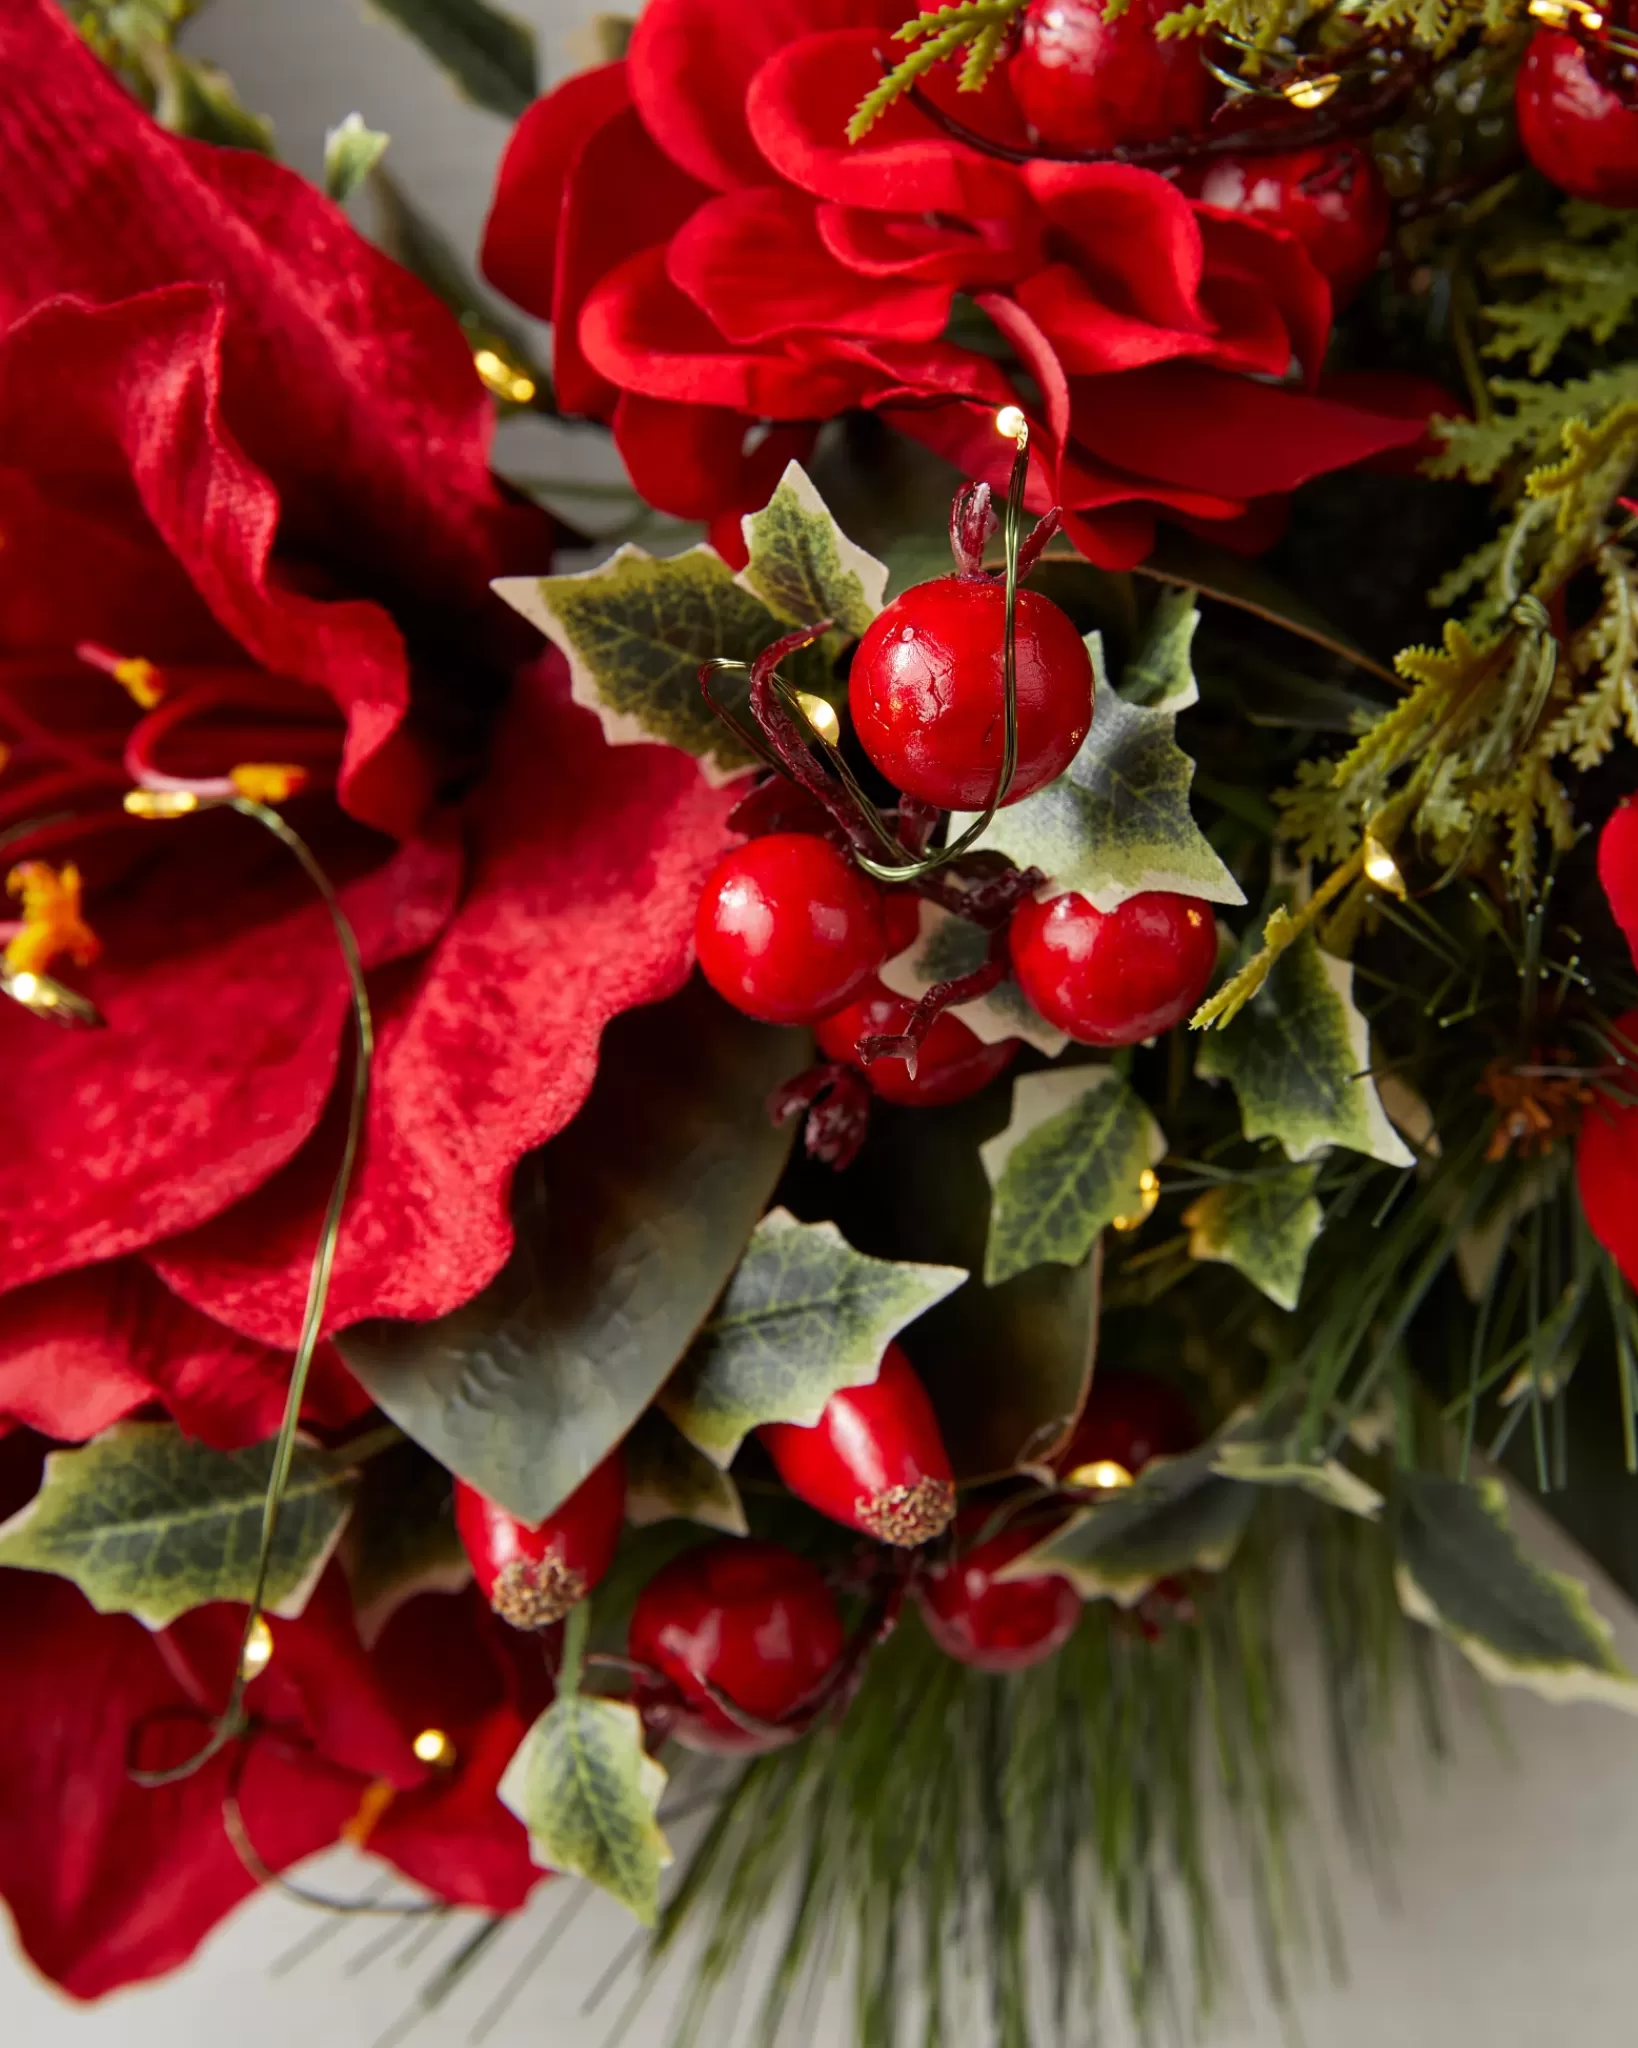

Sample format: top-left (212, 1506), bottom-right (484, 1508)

top-left (857, 927), bottom-right (1010, 1075)
top-left (769, 1061), bottom-right (874, 1170)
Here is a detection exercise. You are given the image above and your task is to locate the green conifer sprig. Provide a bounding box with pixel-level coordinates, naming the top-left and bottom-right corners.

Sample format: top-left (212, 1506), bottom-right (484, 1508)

top-left (846, 0), bottom-right (1030, 140)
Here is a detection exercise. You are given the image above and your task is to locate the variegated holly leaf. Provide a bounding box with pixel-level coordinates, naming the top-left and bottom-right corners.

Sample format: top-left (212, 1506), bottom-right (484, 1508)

top-left (1395, 1473), bottom-right (1638, 1711)
top-left (736, 462), bottom-right (887, 642)
top-left (341, 1440), bottom-right (470, 1647)
top-left (954, 597), bottom-right (1244, 913)
top-left (624, 1409), bottom-right (748, 1537)
top-left (340, 984), bottom-right (805, 1526)
top-left (981, 1068), bottom-right (1166, 1286)
top-left (1196, 932), bottom-right (1412, 1168)
top-left (1211, 1440), bottom-right (1383, 1518)
top-left (0, 1422), bottom-right (354, 1628)
top-left (500, 1695), bottom-right (672, 1921)
top-left (1120, 584), bottom-right (1203, 709)
top-left (999, 1435), bottom-right (1257, 1605)
top-left (1183, 1164), bottom-right (1324, 1312)
top-left (323, 113), bottom-right (389, 201)
top-left (493, 544), bottom-right (827, 783)
top-left (662, 1210), bottom-right (966, 1466)
top-left (878, 899), bottom-right (1067, 1056)
top-left (361, 0), bottom-right (538, 118)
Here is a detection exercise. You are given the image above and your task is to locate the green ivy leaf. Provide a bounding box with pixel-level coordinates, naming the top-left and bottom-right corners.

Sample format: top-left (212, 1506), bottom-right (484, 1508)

top-left (736, 462), bottom-right (888, 642)
top-left (341, 1440), bottom-right (470, 1646)
top-left (624, 1410), bottom-right (748, 1537)
top-left (878, 900), bottom-right (1066, 1057)
top-left (1001, 1434), bottom-right (1257, 1604)
top-left (662, 1210), bottom-right (966, 1466)
top-left (144, 48), bottom-right (275, 152)
top-left (323, 113), bottom-right (390, 202)
top-left (494, 545), bottom-right (829, 782)
top-left (1196, 932), bottom-right (1413, 1168)
top-left (980, 1068), bottom-right (1166, 1287)
top-left (1182, 1164), bottom-right (1324, 1312)
top-left (338, 982), bottom-right (806, 1525)
top-left (500, 1696), bottom-right (671, 1922)
top-left (360, 0), bottom-right (538, 118)
top-left (1394, 1472), bottom-right (1638, 1711)
top-left (956, 598), bottom-right (1245, 913)
top-left (1211, 1440), bottom-right (1383, 1519)
top-left (0, 1423), bottom-right (354, 1628)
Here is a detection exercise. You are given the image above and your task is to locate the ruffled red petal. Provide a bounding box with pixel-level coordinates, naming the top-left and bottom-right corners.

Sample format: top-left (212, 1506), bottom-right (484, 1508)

top-left (614, 393), bottom-right (816, 527)
top-left (816, 202), bottom-right (1042, 285)
top-left (1578, 1011), bottom-right (1638, 1288)
top-left (149, 656), bottom-right (735, 1343)
top-left (1023, 162), bottom-right (1209, 339)
top-left (1195, 207), bottom-right (1332, 385)
top-left (1600, 797), bottom-right (1638, 970)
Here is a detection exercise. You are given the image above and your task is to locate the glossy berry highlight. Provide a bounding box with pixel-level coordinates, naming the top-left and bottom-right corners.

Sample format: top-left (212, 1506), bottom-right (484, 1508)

top-left (1010, 888), bottom-right (1217, 1045)
top-left (1516, 29), bottom-right (1638, 208)
top-left (1182, 144), bottom-right (1392, 306)
top-left (455, 1447), bottom-right (626, 1631)
top-left (815, 980), bottom-right (1019, 1108)
top-left (918, 1511), bottom-right (1081, 1673)
top-left (848, 576), bottom-right (1093, 811)
top-left (1009, 0), bottom-right (1212, 151)
top-left (627, 1538), bottom-right (846, 1754)
top-left (695, 832), bottom-right (886, 1025)
top-left (760, 1342), bottom-right (956, 1546)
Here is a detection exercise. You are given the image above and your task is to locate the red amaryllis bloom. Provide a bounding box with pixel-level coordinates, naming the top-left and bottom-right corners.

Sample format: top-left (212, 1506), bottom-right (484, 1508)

top-left (1578, 797), bottom-right (1638, 1285)
top-left (481, 0), bottom-right (1428, 567)
top-left (0, 2), bottom-right (731, 1444)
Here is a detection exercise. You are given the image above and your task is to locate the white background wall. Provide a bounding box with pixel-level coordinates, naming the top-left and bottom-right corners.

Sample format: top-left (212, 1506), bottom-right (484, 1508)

top-left (8, 4), bottom-right (1638, 2041)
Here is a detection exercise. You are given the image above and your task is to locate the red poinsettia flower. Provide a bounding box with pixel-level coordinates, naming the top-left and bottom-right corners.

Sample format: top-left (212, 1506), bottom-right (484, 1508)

top-left (1578, 796), bottom-right (1638, 1285)
top-left (0, 2), bottom-right (732, 1445)
top-left (480, 0), bottom-right (1429, 567)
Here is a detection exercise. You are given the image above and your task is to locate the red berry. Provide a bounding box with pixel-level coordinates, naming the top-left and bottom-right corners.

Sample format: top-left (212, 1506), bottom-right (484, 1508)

top-left (760, 1342), bottom-right (956, 1546)
top-left (849, 577), bottom-right (1093, 812)
top-left (695, 833), bottom-right (886, 1025)
top-left (1057, 1372), bottom-right (1199, 1483)
top-left (1009, 888), bottom-right (1216, 1045)
top-left (1182, 144), bottom-right (1391, 305)
top-left (1009, 0), bottom-right (1212, 151)
top-left (815, 980), bottom-right (1019, 1108)
top-left (627, 1538), bottom-right (845, 1754)
top-left (882, 888), bottom-right (924, 960)
top-left (455, 1448), bottom-right (626, 1631)
top-left (1516, 29), bottom-right (1638, 207)
top-left (918, 1511), bottom-right (1080, 1673)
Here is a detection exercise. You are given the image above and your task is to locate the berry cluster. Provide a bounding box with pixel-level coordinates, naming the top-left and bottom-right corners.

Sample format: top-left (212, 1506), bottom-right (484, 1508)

top-left (455, 1371), bottom-right (1201, 1752)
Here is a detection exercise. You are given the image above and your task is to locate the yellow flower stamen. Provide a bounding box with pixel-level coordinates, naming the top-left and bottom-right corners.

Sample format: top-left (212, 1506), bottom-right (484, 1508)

top-left (340, 1777), bottom-right (398, 1850)
top-left (4, 861), bottom-right (100, 977)
top-left (114, 656), bottom-right (164, 710)
top-left (230, 763), bottom-right (308, 805)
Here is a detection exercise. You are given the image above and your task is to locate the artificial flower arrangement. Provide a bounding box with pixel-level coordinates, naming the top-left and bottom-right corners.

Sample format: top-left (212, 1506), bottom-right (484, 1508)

top-left (4, 0), bottom-right (1638, 2039)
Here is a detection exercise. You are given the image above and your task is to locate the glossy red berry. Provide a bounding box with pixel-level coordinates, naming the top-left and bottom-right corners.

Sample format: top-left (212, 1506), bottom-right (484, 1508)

top-left (760, 1342), bottom-right (956, 1546)
top-left (455, 1448), bottom-right (626, 1631)
top-left (696, 833), bottom-right (887, 1025)
top-left (1182, 144), bottom-right (1392, 305)
top-left (918, 1512), bottom-right (1081, 1673)
top-left (1009, 888), bottom-right (1216, 1045)
top-left (815, 980), bottom-right (1020, 1108)
top-left (1057, 1372), bottom-right (1200, 1484)
top-left (1516, 29), bottom-right (1638, 208)
top-left (1009, 0), bottom-right (1212, 151)
top-left (849, 576), bottom-right (1093, 812)
top-left (627, 1538), bottom-right (846, 1754)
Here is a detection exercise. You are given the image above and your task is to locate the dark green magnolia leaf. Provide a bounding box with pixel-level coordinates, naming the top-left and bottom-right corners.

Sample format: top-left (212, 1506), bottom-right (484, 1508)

top-left (878, 900), bottom-right (1066, 1057)
top-left (662, 1210), bottom-right (966, 1466)
top-left (981, 1068), bottom-right (1166, 1286)
top-left (1182, 1164), bottom-right (1324, 1312)
top-left (1211, 1439), bottom-right (1382, 1518)
top-left (1001, 1436), bottom-right (1257, 1603)
top-left (957, 599), bottom-right (1244, 913)
top-left (500, 1696), bottom-right (671, 1921)
top-left (0, 1423), bottom-right (354, 1628)
top-left (361, 0), bottom-right (538, 118)
top-left (338, 982), bottom-right (806, 1525)
top-left (324, 113), bottom-right (390, 202)
top-left (341, 1440), bottom-right (470, 1646)
top-left (1196, 931), bottom-right (1413, 1167)
top-left (624, 1409), bottom-right (748, 1537)
top-left (1394, 1472), bottom-right (1638, 1710)
top-left (736, 462), bottom-right (887, 642)
top-left (494, 545), bottom-right (828, 782)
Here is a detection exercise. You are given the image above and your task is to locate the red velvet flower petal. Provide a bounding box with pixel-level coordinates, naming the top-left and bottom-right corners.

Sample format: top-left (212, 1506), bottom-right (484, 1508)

top-left (1195, 206), bottom-right (1331, 385)
top-left (1012, 264), bottom-right (1213, 377)
top-left (1061, 504), bottom-right (1163, 570)
top-left (0, 1572), bottom-right (362, 2000)
top-left (0, 1263), bottom-right (367, 1450)
top-left (614, 393), bottom-right (816, 527)
top-left (1600, 797), bottom-right (1638, 970)
top-left (480, 62), bottom-right (633, 320)
top-left (816, 202), bottom-right (1042, 285)
top-left (1023, 161), bottom-right (1209, 338)
top-left (1578, 1011), bottom-right (1638, 1288)
top-left (668, 186), bottom-right (954, 344)
top-left (0, 815), bottom-right (462, 1294)
top-left (628, 0), bottom-right (900, 191)
top-left (149, 655), bottom-right (736, 1343)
